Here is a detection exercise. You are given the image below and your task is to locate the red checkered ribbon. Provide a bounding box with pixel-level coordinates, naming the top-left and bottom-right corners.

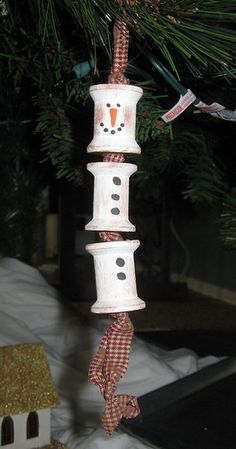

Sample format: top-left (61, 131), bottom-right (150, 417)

top-left (103, 152), bottom-right (125, 163)
top-left (108, 20), bottom-right (130, 85)
top-left (99, 231), bottom-right (123, 242)
top-left (88, 312), bottom-right (140, 435)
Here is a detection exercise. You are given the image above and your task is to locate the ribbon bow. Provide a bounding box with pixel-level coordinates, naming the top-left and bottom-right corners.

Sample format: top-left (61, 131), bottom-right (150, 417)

top-left (88, 312), bottom-right (139, 435)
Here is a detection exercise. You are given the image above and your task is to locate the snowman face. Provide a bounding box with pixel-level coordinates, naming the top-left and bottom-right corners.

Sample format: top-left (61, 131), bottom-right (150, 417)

top-left (95, 101), bottom-right (131, 135)
top-left (89, 85), bottom-right (143, 153)
top-left (100, 102), bottom-right (124, 134)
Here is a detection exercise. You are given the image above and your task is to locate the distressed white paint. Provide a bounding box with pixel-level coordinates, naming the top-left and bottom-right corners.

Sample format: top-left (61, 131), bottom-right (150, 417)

top-left (85, 162), bottom-right (137, 232)
top-left (86, 240), bottom-right (145, 313)
top-left (0, 409), bottom-right (50, 449)
top-left (87, 84), bottom-right (143, 154)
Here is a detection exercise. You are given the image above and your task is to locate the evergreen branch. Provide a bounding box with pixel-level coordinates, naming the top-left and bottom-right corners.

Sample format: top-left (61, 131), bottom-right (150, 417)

top-left (134, 81), bottom-right (170, 143)
top-left (219, 188), bottom-right (236, 249)
top-left (3, 0), bottom-right (236, 79)
top-left (182, 156), bottom-right (225, 204)
top-left (132, 126), bottom-right (225, 210)
top-left (34, 92), bottom-right (85, 184)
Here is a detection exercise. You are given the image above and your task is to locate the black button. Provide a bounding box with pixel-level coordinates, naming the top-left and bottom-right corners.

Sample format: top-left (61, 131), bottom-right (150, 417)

top-left (111, 207), bottom-right (120, 215)
top-left (113, 177), bottom-right (121, 185)
top-left (111, 194), bottom-right (120, 201)
top-left (117, 272), bottom-right (126, 280)
top-left (116, 258), bottom-right (125, 267)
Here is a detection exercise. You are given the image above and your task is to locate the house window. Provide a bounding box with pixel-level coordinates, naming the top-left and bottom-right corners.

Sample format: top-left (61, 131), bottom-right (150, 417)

top-left (1, 416), bottom-right (14, 445)
top-left (27, 412), bottom-right (39, 439)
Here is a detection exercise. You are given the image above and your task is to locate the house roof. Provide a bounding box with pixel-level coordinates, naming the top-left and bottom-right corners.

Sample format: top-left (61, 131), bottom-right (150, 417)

top-left (0, 343), bottom-right (59, 416)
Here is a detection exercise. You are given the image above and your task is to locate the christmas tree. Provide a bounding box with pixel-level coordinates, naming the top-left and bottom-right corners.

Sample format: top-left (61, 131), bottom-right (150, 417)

top-left (0, 0), bottom-right (236, 262)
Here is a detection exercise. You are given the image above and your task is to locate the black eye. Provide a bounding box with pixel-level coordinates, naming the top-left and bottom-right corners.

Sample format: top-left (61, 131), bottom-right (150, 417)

top-left (106, 103), bottom-right (111, 107)
top-left (117, 103), bottom-right (121, 107)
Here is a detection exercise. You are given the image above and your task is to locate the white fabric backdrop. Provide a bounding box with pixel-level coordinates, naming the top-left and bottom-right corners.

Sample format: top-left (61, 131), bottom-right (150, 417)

top-left (0, 258), bottom-right (218, 449)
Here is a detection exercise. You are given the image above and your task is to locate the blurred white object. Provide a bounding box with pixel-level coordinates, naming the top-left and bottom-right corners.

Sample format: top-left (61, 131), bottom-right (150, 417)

top-left (87, 84), bottom-right (143, 154)
top-left (0, 258), bottom-right (219, 449)
top-left (85, 162), bottom-right (137, 232)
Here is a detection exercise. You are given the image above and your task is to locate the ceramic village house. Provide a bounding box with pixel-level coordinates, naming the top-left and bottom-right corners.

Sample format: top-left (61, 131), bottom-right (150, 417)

top-left (0, 343), bottom-right (59, 449)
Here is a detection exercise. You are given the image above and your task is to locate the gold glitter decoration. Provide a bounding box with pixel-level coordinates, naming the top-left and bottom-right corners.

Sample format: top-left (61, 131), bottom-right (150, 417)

top-left (0, 343), bottom-right (59, 417)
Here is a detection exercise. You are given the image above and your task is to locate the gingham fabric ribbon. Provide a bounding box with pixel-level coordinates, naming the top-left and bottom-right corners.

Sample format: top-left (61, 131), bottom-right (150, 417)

top-left (108, 20), bottom-right (130, 85)
top-left (103, 152), bottom-right (125, 163)
top-left (88, 312), bottom-right (140, 435)
top-left (99, 231), bottom-right (123, 242)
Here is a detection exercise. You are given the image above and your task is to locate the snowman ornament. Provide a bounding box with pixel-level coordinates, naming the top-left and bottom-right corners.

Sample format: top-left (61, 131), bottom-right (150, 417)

top-left (85, 82), bottom-right (145, 314)
top-left (87, 84), bottom-right (143, 154)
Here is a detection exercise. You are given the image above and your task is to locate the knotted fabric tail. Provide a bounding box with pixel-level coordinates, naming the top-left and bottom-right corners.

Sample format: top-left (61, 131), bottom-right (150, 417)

top-left (103, 394), bottom-right (139, 436)
top-left (88, 312), bottom-right (140, 435)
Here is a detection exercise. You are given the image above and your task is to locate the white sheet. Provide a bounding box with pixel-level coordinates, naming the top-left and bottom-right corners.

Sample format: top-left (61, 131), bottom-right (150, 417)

top-left (0, 258), bottom-right (219, 449)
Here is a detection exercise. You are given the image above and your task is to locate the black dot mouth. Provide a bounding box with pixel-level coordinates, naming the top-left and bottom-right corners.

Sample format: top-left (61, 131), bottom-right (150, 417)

top-left (102, 123), bottom-right (125, 133)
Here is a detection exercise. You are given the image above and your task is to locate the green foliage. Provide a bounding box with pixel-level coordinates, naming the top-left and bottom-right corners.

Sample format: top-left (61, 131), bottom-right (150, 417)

top-left (2, 1), bottom-right (236, 82)
top-left (131, 127), bottom-right (225, 212)
top-left (35, 93), bottom-right (76, 182)
top-left (0, 1), bottom-right (92, 183)
top-left (1, 0), bottom-right (235, 182)
top-left (0, 116), bottom-right (45, 262)
top-left (0, 159), bottom-right (43, 262)
top-left (0, 0), bottom-right (236, 258)
top-left (182, 155), bottom-right (224, 204)
top-left (72, 0), bottom-right (236, 78)
top-left (219, 188), bottom-right (236, 249)
top-left (34, 79), bottom-right (90, 184)
top-left (135, 81), bottom-right (170, 143)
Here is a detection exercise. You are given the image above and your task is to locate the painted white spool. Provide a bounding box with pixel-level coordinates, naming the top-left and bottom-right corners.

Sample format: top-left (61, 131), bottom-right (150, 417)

top-left (87, 84), bottom-right (143, 154)
top-left (86, 240), bottom-right (145, 313)
top-left (85, 162), bottom-right (137, 232)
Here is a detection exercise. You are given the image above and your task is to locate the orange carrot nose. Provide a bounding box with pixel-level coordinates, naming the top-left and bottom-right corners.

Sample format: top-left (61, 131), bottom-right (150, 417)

top-left (109, 108), bottom-right (117, 127)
